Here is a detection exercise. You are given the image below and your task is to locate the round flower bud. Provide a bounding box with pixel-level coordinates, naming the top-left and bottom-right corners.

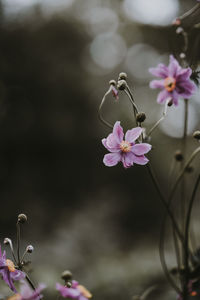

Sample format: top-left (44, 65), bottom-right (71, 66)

top-left (26, 245), bottom-right (34, 253)
top-left (109, 79), bottom-right (116, 86)
top-left (61, 270), bottom-right (72, 281)
top-left (18, 214), bottom-right (27, 224)
top-left (66, 281), bottom-right (72, 288)
top-left (174, 150), bottom-right (184, 161)
top-left (193, 130), bottom-right (200, 140)
top-left (176, 27), bottom-right (184, 34)
top-left (136, 112), bottom-right (146, 123)
top-left (180, 53), bottom-right (186, 59)
top-left (118, 72), bottom-right (127, 81)
top-left (167, 99), bottom-right (173, 107)
top-left (4, 238), bottom-right (10, 245)
top-left (117, 80), bottom-right (127, 90)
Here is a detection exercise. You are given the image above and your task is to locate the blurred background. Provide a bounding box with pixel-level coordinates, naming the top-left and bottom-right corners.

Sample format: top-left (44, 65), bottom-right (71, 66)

top-left (0, 0), bottom-right (200, 299)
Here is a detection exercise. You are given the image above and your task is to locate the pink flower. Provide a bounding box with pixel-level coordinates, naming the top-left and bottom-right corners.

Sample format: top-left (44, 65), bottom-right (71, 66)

top-left (149, 55), bottom-right (196, 106)
top-left (7, 281), bottom-right (45, 300)
top-left (56, 281), bottom-right (92, 300)
top-left (102, 121), bottom-right (151, 168)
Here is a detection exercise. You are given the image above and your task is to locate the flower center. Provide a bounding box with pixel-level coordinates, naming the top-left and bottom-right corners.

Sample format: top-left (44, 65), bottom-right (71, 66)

top-left (120, 140), bottom-right (131, 153)
top-left (6, 259), bottom-right (15, 272)
top-left (77, 285), bottom-right (92, 299)
top-left (164, 77), bottom-right (176, 92)
top-left (8, 294), bottom-right (21, 300)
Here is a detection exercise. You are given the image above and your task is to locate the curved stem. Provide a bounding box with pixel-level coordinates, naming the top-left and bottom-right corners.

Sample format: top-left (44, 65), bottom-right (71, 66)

top-left (4, 238), bottom-right (17, 265)
top-left (184, 175), bottom-right (200, 285)
top-left (16, 221), bottom-right (21, 265)
top-left (159, 217), bottom-right (181, 294)
top-left (147, 100), bottom-right (168, 137)
top-left (25, 274), bottom-right (36, 290)
top-left (98, 86), bottom-right (113, 129)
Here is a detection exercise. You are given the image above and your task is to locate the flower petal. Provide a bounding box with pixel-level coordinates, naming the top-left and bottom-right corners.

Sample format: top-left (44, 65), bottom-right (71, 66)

top-left (113, 121), bottom-right (124, 143)
top-left (157, 89), bottom-right (170, 104)
top-left (102, 133), bottom-right (120, 152)
top-left (11, 270), bottom-right (25, 281)
top-left (176, 67), bottom-right (192, 81)
top-left (168, 55), bottom-right (181, 77)
top-left (132, 154), bottom-right (149, 165)
top-left (149, 64), bottom-right (168, 78)
top-left (132, 143), bottom-right (152, 155)
top-left (56, 283), bottom-right (80, 298)
top-left (125, 127), bottom-right (142, 143)
top-left (121, 152), bottom-right (135, 168)
top-left (149, 79), bottom-right (164, 89)
top-left (103, 153), bottom-right (121, 167)
top-left (172, 90), bottom-right (179, 106)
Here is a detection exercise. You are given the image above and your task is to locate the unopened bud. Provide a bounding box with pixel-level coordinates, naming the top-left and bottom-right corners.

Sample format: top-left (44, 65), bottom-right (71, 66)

top-left (18, 214), bottom-right (27, 224)
top-left (174, 150), bottom-right (184, 161)
top-left (4, 238), bottom-right (10, 245)
top-left (185, 165), bottom-right (193, 173)
top-left (180, 53), bottom-right (186, 59)
top-left (168, 99), bottom-right (173, 106)
top-left (193, 130), bottom-right (200, 140)
top-left (172, 18), bottom-right (181, 26)
top-left (136, 112), bottom-right (146, 123)
top-left (26, 245), bottom-right (34, 253)
top-left (66, 282), bottom-right (72, 288)
top-left (118, 72), bottom-right (127, 81)
top-left (109, 79), bottom-right (116, 86)
top-left (61, 270), bottom-right (72, 281)
top-left (176, 27), bottom-right (184, 34)
top-left (117, 80), bottom-right (126, 90)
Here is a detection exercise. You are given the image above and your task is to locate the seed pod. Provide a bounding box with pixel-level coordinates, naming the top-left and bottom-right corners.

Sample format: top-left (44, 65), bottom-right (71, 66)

top-left (117, 80), bottom-right (126, 90)
top-left (118, 72), bottom-right (127, 81)
top-left (174, 150), bottom-right (184, 161)
top-left (26, 245), bottom-right (34, 253)
top-left (109, 79), bottom-right (116, 86)
top-left (61, 270), bottom-right (73, 281)
top-left (18, 214), bottom-right (27, 223)
top-left (136, 112), bottom-right (146, 123)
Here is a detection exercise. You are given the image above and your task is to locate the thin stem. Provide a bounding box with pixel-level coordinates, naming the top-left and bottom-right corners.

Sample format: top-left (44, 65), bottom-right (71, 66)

top-left (16, 221), bottom-right (21, 265)
top-left (124, 89), bottom-right (139, 119)
top-left (98, 86), bottom-right (113, 129)
top-left (184, 175), bottom-right (200, 285)
top-left (125, 85), bottom-right (139, 115)
top-left (147, 164), bottom-right (183, 243)
top-left (140, 285), bottom-right (157, 300)
top-left (4, 238), bottom-right (17, 265)
top-left (159, 218), bottom-right (181, 294)
top-left (25, 274), bottom-right (36, 290)
top-left (147, 101), bottom-right (168, 137)
top-left (21, 249), bottom-right (28, 264)
top-left (183, 99), bottom-right (188, 138)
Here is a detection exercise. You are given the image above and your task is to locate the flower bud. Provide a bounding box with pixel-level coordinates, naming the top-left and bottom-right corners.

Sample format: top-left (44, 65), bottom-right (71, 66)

top-left (109, 79), bottom-right (116, 86)
top-left (118, 72), bottom-right (127, 81)
top-left (180, 53), bottom-right (186, 59)
top-left (167, 99), bottom-right (173, 107)
top-left (136, 112), bottom-right (146, 123)
top-left (193, 130), bottom-right (200, 140)
top-left (66, 282), bottom-right (72, 288)
top-left (176, 27), bottom-right (184, 34)
top-left (4, 238), bottom-right (11, 245)
top-left (174, 150), bottom-right (184, 161)
top-left (18, 214), bottom-right (27, 224)
top-left (26, 245), bottom-right (34, 253)
top-left (185, 165), bottom-right (193, 173)
top-left (117, 80), bottom-right (127, 90)
top-left (61, 270), bottom-right (72, 281)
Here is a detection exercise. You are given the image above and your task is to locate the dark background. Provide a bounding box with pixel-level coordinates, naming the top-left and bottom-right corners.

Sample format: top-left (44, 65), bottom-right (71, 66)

top-left (0, 0), bottom-right (200, 299)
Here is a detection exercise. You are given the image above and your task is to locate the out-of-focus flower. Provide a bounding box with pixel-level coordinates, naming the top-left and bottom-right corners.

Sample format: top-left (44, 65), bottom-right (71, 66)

top-left (0, 246), bottom-right (25, 292)
top-left (102, 121), bottom-right (151, 168)
top-left (149, 55), bottom-right (196, 106)
top-left (111, 85), bottom-right (119, 100)
top-left (56, 281), bottom-right (92, 300)
top-left (8, 281), bottom-right (45, 300)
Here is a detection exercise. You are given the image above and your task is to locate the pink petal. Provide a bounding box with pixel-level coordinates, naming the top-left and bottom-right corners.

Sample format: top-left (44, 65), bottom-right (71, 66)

top-left (113, 121), bottom-right (124, 143)
top-left (125, 127), bottom-right (142, 143)
top-left (132, 143), bottom-right (152, 155)
top-left (157, 89), bottom-right (170, 104)
top-left (132, 154), bottom-right (149, 165)
top-left (149, 64), bottom-right (168, 78)
top-left (168, 55), bottom-right (181, 77)
top-left (102, 135), bottom-right (120, 153)
top-left (121, 152), bottom-right (135, 168)
top-left (103, 153), bottom-right (121, 167)
top-left (149, 79), bottom-right (164, 89)
top-left (172, 90), bottom-right (179, 106)
top-left (176, 68), bottom-right (192, 81)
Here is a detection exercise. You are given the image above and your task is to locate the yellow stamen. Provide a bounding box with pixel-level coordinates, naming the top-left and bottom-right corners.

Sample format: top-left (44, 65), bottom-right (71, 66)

top-left (164, 77), bottom-right (176, 92)
top-left (120, 140), bottom-right (131, 153)
top-left (77, 285), bottom-right (92, 299)
top-left (7, 294), bottom-right (21, 300)
top-left (6, 259), bottom-right (15, 272)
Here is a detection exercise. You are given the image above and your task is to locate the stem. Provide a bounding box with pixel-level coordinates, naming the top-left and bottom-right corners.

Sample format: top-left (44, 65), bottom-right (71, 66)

top-left (147, 100), bottom-right (168, 137)
top-left (25, 274), bottom-right (36, 290)
top-left (184, 175), bottom-right (200, 291)
top-left (4, 238), bottom-right (17, 265)
top-left (16, 221), bottom-right (21, 265)
top-left (124, 89), bottom-right (139, 119)
top-left (147, 164), bottom-right (183, 243)
top-left (98, 86), bottom-right (113, 129)
top-left (183, 99), bottom-right (188, 138)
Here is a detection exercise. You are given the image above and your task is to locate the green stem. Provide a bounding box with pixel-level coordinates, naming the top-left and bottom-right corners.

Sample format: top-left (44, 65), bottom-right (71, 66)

top-left (98, 86), bottom-right (113, 129)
